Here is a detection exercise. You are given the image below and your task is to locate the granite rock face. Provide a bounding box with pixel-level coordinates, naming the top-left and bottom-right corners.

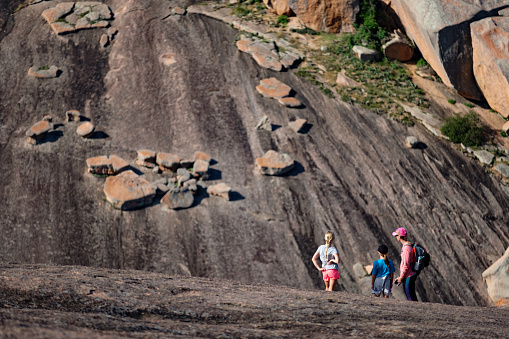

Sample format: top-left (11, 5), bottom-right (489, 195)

top-left (42, 2), bottom-right (112, 35)
top-left (471, 17), bottom-right (509, 118)
top-left (288, 0), bottom-right (359, 33)
top-left (390, 0), bottom-right (509, 100)
top-left (263, 0), bottom-right (294, 16)
top-left (256, 150), bottom-right (295, 175)
top-left (482, 247), bottom-right (509, 306)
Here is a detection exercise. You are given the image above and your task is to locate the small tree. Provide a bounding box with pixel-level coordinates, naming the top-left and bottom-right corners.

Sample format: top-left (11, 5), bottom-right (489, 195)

top-left (440, 112), bottom-right (486, 147)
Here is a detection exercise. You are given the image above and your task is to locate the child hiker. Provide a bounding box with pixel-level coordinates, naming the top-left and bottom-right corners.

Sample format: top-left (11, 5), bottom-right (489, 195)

top-left (371, 244), bottom-right (395, 298)
top-left (312, 231), bottom-right (340, 291)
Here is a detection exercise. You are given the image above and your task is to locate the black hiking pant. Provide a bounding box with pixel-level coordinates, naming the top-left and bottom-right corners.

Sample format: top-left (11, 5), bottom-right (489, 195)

top-left (403, 272), bottom-right (420, 301)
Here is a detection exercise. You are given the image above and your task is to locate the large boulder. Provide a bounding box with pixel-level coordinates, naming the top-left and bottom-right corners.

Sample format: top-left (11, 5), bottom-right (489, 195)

top-left (482, 247), bottom-right (509, 306)
top-left (262, 0), bottom-right (294, 16)
top-left (382, 30), bottom-right (414, 62)
top-left (86, 155), bottom-right (129, 175)
top-left (103, 170), bottom-right (157, 210)
top-left (236, 37), bottom-right (283, 71)
top-left (25, 120), bottom-right (52, 145)
top-left (256, 78), bottom-right (292, 99)
top-left (288, 0), bottom-right (359, 33)
top-left (161, 187), bottom-right (194, 210)
top-left (390, 0), bottom-right (509, 100)
top-left (256, 150), bottom-right (295, 175)
top-left (471, 17), bottom-right (509, 118)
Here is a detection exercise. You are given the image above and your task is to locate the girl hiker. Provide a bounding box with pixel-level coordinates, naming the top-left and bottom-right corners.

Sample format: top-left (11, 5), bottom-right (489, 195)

top-left (371, 244), bottom-right (395, 298)
top-left (312, 231), bottom-right (340, 291)
top-left (393, 227), bottom-right (420, 301)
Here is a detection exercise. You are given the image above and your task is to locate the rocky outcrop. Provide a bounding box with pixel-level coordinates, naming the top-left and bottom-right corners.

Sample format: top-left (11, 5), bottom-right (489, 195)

top-left (382, 30), bottom-right (414, 62)
top-left (256, 115), bottom-right (273, 131)
top-left (256, 77), bottom-right (291, 99)
top-left (256, 150), bottom-right (295, 175)
top-left (236, 35), bottom-right (301, 71)
top-left (474, 150), bottom-right (495, 165)
top-left (28, 65), bottom-right (59, 78)
top-left (405, 136), bottom-right (419, 148)
top-left (288, 0), bottom-right (359, 33)
top-left (76, 121), bottom-right (95, 138)
top-left (207, 183), bottom-right (232, 201)
top-left (86, 155), bottom-right (129, 175)
top-left (25, 120), bottom-right (52, 145)
top-left (471, 17), bottom-right (509, 118)
top-left (390, 0), bottom-right (509, 100)
top-left (157, 152), bottom-right (181, 171)
top-left (41, 2), bottom-right (112, 35)
top-left (352, 46), bottom-right (381, 62)
top-left (103, 170), bottom-right (157, 210)
top-left (263, 0), bottom-right (294, 16)
top-left (161, 187), bottom-right (194, 209)
top-left (288, 118), bottom-right (307, 133)
top-left (66, 110), bottom-right (81, 122)
top-left (278, 96), bottom-right (302, 108)
top-left (193, 159), bottom-right (209, 179)
top-left (482, 247), bottom-right (509, 306)
top-left (493, 162), bottom-right (509, 179)
top-left (136, 149), bottom-right (157, 168)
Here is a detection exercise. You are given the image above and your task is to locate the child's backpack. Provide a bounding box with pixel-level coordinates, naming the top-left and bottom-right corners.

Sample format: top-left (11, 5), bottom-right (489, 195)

top-left (412, 243), bottom-right (430, 272)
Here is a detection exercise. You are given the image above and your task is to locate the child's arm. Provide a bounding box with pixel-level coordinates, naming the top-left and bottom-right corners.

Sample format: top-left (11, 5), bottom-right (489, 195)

top-left (327, 253), bottom-right (339, 266)
top-left (371, 274), bottom-right (376, 290)
top-left (312, 252), bottom-right (324, 271)
top-left (390, 273), bottom-right (394, 290)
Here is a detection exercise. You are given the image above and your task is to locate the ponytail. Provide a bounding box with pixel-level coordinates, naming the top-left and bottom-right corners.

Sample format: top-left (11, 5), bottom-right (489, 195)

top-left (381, 253), bottom-right (389, 268)
top-left (324, 231), bottom-right (335, 262)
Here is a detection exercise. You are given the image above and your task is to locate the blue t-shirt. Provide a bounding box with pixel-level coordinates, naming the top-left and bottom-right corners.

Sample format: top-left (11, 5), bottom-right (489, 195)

top-left (371, 258), bottom-right (395, 278)
top-left (316, 245), bottom-right (339, 270)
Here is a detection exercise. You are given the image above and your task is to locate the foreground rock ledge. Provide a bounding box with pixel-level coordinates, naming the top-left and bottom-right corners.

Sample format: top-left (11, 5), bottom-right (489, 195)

top-left (0, 263), bottom-right (508, 338)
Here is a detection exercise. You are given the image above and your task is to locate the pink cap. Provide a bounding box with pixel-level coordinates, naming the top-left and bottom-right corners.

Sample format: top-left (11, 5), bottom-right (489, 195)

top-left (392, 227), bottom-right (407, 237)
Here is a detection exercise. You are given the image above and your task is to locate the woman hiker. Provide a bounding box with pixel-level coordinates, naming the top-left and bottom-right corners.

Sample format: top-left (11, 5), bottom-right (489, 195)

top-left (312, 231), bottom-right (340, 291)
top-left (393, 227), bottom-right (419, 301)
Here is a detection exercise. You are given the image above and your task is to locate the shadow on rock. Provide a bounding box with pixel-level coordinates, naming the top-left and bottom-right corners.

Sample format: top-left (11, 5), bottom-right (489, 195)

top-left (282, 161), bottom-right (305, 177)
top-left (41, 131), bottom-right (63, 144)
top-left (229, 191), bottom-right (245, 202)
top-left (89, 131), bottom-right (109, 139)
top-left (299, 123), bottom-right (313, 134)
top-left (206, 168), bottom-right (221, 181)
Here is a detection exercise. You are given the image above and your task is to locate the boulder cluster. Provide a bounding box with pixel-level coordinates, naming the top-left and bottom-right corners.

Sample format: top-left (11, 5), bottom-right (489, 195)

top-left (88, 150), bottom-right (233, 211)
top-left (236, 35), bottom-right (302, 72)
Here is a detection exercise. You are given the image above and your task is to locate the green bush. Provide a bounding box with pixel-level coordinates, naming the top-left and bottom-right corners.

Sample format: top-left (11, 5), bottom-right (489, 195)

top-left (440, 112), bottom-right (486, 147)
top-left (347, 0), bottom-right (388, 51)
top-left (464, 102), bottom-right (474, 108)
top-left (277, 15), bottom-right (288, 25)
top-left (448, 99), bottom-right (456, 105)
top-left (501, 131), bottom-right (507, 138)
top-left (231, 5), bottom-right (250, 17)
top-left (416, 58), bottom-right (428, 67)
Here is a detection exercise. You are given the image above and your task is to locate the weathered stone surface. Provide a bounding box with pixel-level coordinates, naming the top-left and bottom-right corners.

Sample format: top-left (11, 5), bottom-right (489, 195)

top-left (50, 22), bottom-right (76, 35)
top-left (503, 121), bottom-right (509, 134)
top-left (171, 7), bottom-right (186, 15)
top-left (207, 183), bottom-right (232, 201)
top-left (263, 0), bottom-right (294, 16)
top-left (278, 97), bottom-right (301, 108)
top-left (76, 122), bottom-right (95, 138)
top-left (66, 110), bottom-right (81, 122)
top-left (482, 247), bottom-right (509, 306)
top-left (279, 51), bottom-right (301, 69)
top-left (473, 150), bottom-right (495, 165)
top-left (41, 3), bottom-right (75, 23)
top-left (288, 0), bottom-right (359, 33)
top-left (236, 38), bottom-right (283, 71)
top-left (180, 158), bottom-right (195, 168)
top-left (336, 70), bottom-right (361, 87)
top-left (256, 150), bottom-right (295, 175)
top-left (183, 178), bottom-right (198, 192)
top-left (352, 45), bottom-right (381, 62)
top-left (382, 30), bottom-right (414, 62)
top-left (415, 66), bottom-right (437, 79)
top-left (389, 0), bottom-right (509, 100)
top-left (93, 21), bottom-right (110, 29)
top-left (42, 114), bottom-right (53, 122)
top-left (193, 159), bottom-right (209, 178)
top-left (493, 162), bottom-right (509, 178)
top-left (194, 151), bottom-right (212, 163)
top-left (161, 187), bottom-right (194, 209)
top-left (256, 78), bottom-right (292, 99)
top-left (28, 66), bottom-right (59, 78)
top-left (501, 8), bottom-right (509, 16)
top-left (86, 156), bottom-right (113, 175)
top-left (471, 17), bottom-right (509, 118)
top-left (255, 115), bottom-right (272, 131)
top-left (406, 136), bottom-right (419, 148)
top-left (26, 120), bottom-right (52, 138)
top-left (288, 118), bottom-right (307, 133)
top-left (134, 150), bottom-right (155, 168)
top-left (110, 155), bottom-right (129, 173)
top-left (103, 170), bottom-right (157, 210)
top-left (176, 168), bottom-right (191, 185)
top-left (100, 34), bottom-right (109, 47)
top-left (74, 2), bottom-right (111, 20)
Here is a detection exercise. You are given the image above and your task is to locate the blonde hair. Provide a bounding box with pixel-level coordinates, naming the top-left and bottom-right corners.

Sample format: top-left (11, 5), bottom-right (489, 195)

top-left (324, 231), bottom-right (335, 260)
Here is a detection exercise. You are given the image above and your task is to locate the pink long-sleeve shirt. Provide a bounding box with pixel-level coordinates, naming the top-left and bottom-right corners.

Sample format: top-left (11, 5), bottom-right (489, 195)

top-left (398, 244), bottom-right (415, 280)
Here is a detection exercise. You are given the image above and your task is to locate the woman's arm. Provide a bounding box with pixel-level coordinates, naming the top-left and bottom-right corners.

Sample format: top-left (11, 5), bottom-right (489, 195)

top-left (312, 252), bottom-right (324, 271)
top-left (397, 245), bottom-right (413, 281)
